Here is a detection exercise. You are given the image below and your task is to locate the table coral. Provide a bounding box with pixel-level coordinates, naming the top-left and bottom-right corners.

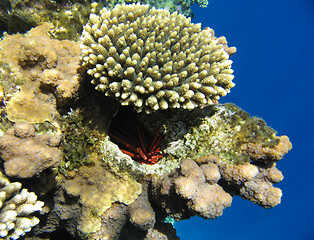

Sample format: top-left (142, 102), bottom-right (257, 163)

top-left (81, 4), bottom-right (236, 113)
top-left (0, 122), bottom-right (62, 178)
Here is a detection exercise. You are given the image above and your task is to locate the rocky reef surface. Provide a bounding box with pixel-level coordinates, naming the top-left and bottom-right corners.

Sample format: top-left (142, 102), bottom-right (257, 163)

top-left (0, 2), bottom-right (291, 240)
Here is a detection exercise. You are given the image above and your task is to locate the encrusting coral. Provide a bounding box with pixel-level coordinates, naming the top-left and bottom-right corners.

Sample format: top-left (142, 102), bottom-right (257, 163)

top-left (62, 162), bottom-right (142, 236)
top-left (81, 3), bottom-right (236, 113)
top-left (0, 122), bottom-right (62, 178)
top-left (0, 171), bottom-right (44, 240)
top-left (0, 22), bottom-right (81, 121)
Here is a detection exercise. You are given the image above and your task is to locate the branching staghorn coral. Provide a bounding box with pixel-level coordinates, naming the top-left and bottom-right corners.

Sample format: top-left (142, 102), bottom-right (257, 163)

top-left (81, 3), bottom-right (236, 113)
top-left (0, 171), bottom-right (44, 240)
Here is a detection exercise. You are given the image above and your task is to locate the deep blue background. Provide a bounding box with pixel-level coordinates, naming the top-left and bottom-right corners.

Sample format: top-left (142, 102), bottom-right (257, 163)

top-left (176, 0), bottom-right (314, 239)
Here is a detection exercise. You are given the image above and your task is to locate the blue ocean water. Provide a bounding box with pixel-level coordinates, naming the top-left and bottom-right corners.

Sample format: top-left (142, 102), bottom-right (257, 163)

top-left (176, 0), bottom-right (314, 239)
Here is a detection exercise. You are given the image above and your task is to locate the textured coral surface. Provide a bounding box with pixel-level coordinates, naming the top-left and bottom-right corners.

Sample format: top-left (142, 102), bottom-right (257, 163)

top-left (81, 4), bottom-right (236, 113)
top-left (0, 122), bottom-right (62, 178)
top-left (0, 171), bottom-right (44, 240)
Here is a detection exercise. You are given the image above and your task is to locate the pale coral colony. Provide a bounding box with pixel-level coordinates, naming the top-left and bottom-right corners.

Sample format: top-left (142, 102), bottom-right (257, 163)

top-left (0, 1), bottom-right (291, 240)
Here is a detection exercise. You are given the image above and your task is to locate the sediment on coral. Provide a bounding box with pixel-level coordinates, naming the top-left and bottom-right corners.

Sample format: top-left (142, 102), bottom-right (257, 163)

top-left (81, 3), bottom-right (236, 113)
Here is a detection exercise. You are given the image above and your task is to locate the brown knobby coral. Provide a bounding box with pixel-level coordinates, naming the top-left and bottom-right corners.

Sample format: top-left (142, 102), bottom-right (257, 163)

top-left (81, 3), bottom-right (236, 113)
top-left (151, 157), bottom-right (232, 220)
top-left (0, 22), bottom-right (81, 118)
top-left (0, 122), bottom-right (62, 178)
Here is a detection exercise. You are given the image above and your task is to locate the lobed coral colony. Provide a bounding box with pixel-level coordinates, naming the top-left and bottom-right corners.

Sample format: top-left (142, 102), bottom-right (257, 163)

top-left (0, 1), bottom-right (292, 240)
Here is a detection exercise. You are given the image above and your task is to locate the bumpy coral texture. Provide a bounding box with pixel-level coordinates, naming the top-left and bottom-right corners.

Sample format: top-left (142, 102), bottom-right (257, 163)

top-left (62, 163), bottom-right (142, 235)
top-left (81, 4), bottom-right (236, 113)
top-left (0, 22), bottom-right (81, 117)
top-left (0, 171), bottom-right (44, 240)
top-left (0, 122), bottom-right (62, 178)
top-left (196, 154), bottom-right (284, 208)
top-left (151, 157), bottom-right (232, 220)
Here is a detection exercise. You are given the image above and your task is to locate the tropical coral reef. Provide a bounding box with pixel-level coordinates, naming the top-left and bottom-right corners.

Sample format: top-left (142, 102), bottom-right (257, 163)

top-left (62, 162), bottom-right (142, 236)
top-left (1, 0), bottom-right (207, 39)
top-left (81, 4), bottom-right (236, 113)
top-left (0, 171), bottom-right (44, 240)
top-left (0, 3), bottom-right (292, 240)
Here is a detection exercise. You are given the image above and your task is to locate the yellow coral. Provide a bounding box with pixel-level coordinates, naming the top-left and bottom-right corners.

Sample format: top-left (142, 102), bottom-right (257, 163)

top-left (0, 22), bottom-right (81, 122)
top-left (5, 89), bottom-right (57, 124)
top-left (81, 4), bottom-right (236, 113)
top-left (63, 163), bottom-right (142, 234)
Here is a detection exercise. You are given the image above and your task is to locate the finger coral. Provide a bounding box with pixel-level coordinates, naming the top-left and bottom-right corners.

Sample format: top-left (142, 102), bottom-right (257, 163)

top-left (198, 154), bottom-right (285, 208)
top-left (81, 4), bottom-right (236, 113)
top-left (0, 171), bottom-right (44, 240)
top-left (151, 158), bottom-right (232, 220)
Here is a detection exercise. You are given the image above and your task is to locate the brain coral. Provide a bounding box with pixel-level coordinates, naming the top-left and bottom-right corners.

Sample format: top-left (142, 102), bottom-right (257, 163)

top-left (81, 4), bottom-right (236, 113)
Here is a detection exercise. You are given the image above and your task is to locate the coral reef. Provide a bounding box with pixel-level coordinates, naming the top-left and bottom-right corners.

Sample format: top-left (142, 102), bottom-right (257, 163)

top-left (196, 154), bottom-right (284, 208)
top-left (0, 122), bottom-right (62, 178)
top-left (2, 0), bottom-right (208, 39)
top-left (81, 4), bottom-right (236, 113)
top-left (0, 3), bottom-right (293, 240)
top-left (0, 171), bottom-right (44, 239)
top-left (138, 103), bottom-right (284, 165)
top-left (1, 0), bottom-right (93, 39)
